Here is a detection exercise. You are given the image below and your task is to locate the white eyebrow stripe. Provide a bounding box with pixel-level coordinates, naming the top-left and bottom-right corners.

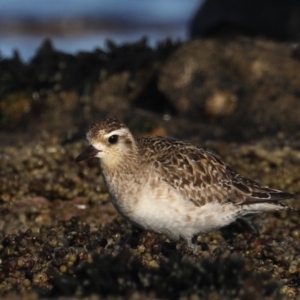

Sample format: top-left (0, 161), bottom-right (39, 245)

top-left (104, 128), bottom-right (129, 138)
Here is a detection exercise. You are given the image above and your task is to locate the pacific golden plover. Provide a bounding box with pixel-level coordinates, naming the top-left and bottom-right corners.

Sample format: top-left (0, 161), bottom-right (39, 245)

top-left (75, 118), bottom-right (296, 250)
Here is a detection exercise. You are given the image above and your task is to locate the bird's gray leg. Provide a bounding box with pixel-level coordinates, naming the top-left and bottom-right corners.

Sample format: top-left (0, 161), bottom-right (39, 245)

top-left (187, 235), bottom-right (198, 253)
top-left (236, 217), bottom-right (259, 236)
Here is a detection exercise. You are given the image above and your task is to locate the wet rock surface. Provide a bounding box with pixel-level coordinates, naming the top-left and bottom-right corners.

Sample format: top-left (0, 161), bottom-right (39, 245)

top-left (189, 0), bottom-right (300, 41)
top-left (1, 36), bottom-right (300, 299)
top-left (159, 38), bottom-right (300, 140)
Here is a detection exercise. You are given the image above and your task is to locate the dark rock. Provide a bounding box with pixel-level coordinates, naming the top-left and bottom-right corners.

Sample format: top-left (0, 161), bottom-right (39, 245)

top-left (159, 37), bottom-right (300, 140)
top-left (190, 0), bottom-right (300, 42)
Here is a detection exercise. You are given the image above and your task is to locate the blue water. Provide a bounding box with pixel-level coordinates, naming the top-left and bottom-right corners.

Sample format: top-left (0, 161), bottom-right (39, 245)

top-left (0, 0), bottom-right (201, 61)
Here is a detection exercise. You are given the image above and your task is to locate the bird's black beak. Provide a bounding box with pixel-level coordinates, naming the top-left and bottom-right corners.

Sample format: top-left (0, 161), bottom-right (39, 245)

top-left (75, 145), bottom-right (100, 162)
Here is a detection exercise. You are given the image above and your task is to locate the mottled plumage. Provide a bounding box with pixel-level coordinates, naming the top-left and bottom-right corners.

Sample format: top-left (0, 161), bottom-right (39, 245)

top-left (75, 118), bottom-right (296, 250)
top-left (137, 136), bottom-right (293, 207)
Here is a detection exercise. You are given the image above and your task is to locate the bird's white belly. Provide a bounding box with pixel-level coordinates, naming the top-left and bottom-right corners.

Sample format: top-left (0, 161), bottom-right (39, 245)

top-left (129, 183), bottom-right (240, 240)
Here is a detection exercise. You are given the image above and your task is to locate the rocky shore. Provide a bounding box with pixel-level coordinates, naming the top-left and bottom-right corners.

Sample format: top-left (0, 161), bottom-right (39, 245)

top-left (1, 36), bottom-right (300, 299)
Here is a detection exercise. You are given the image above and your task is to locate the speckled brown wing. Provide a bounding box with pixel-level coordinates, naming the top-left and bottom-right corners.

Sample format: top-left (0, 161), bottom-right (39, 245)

top-left (138, 136), bottom-right (233, 206)
top-left (226, 167), bottom-right (295, 205)
top-left (137, 136), bottom-right (295, 207)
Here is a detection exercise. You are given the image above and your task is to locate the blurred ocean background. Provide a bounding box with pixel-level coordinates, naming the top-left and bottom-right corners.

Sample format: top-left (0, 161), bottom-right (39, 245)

top-left (0, 0), bottom-right (201, 61)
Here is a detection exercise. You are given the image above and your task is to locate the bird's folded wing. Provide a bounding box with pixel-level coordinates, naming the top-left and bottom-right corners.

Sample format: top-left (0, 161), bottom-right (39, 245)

top-left (153, 146), bottom-right (233, 206)
top-left (153, 145), bottom-right (295, 207)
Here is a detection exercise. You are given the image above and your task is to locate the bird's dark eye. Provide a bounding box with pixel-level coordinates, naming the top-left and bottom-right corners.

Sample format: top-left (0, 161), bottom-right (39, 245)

top-left (108, 135), bottom-right (119, 144)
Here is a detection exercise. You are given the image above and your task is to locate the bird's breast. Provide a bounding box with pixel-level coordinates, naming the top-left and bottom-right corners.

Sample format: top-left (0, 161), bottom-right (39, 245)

top-left (102, 170), bottom-right (145, 216)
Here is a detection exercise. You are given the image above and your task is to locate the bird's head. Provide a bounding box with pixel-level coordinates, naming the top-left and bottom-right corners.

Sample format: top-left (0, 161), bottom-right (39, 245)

top-left (75, 118), bottom-right (138, 169)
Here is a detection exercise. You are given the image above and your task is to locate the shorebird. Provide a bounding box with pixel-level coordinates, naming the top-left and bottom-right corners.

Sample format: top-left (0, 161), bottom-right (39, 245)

top-left (75, 118), bottom-right (296, 250)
